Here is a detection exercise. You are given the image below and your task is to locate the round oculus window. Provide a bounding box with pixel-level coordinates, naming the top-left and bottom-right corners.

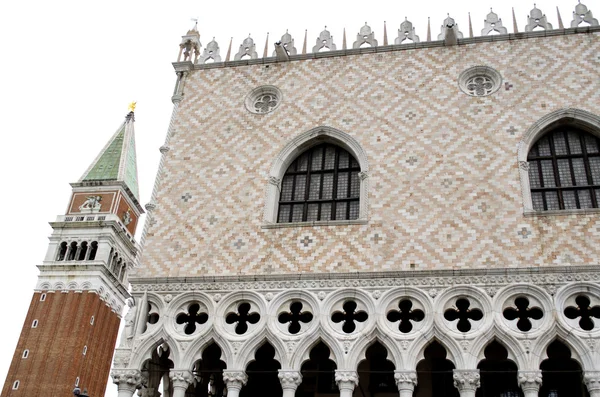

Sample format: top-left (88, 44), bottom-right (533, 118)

top-left (245, 85), bottom-right (282, 114)
top-left (458, 66), bottom-right (502, 97)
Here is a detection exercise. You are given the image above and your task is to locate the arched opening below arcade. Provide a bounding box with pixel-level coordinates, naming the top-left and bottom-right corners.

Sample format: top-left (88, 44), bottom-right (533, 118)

top-left (415, 341), bottom-right (458, 397)
top-left (354, 341), bottom-right (396, 397)
top-left (240, 342), bottom-right (282, 397)
top-left (187, 343), bottom-right (227, 397)
top-left (141, 343), bottom-right (174, 397)
top-left (296, 342), bottom-right (339, 397)
top-left (476, 341), bottom-right (521, 397)
top-left (540, 340), bottom-right (589, 397)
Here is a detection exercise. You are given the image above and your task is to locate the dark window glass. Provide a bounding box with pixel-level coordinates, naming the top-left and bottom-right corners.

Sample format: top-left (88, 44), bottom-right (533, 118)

top-left (528, 128), bottom-right (600, 211)
top-left (277, 144), bottom-right (361, 223)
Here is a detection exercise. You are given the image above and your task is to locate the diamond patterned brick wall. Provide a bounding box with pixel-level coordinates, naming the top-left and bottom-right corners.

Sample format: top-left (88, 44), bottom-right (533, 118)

top-left (135, 33), bottom-right (600, 278)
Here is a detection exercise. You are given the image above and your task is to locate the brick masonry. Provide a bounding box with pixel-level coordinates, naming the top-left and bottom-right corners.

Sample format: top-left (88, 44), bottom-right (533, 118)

top-left (1, 292), bottom-right (120, 397)
top-left (135, 32), bottom-right (600, 278)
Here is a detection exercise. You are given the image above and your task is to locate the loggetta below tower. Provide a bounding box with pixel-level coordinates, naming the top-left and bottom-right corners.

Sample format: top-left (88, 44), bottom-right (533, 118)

top-left (1, 106), bottom-right (143, 397)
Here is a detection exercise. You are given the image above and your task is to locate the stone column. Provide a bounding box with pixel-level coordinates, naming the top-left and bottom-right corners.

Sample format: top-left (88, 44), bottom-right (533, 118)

top-left (169, 370), bottom-right (193, 397)
top-left (335, 370), bottom-right (359, 397)
top-left (453, 370), bottom-right (480, 397)
top-left (395, 371), bottom-right (417, 397)
top-left (585, 371), bottom-right (600, 397)
top-left (111, 369), bottom-right (144, 397)
top-left (518, 370), bottom-right (542, 397)
top-left (223, 370), bottom-right (248, 397)
top-left (279, 370), bottom-right (303, 397)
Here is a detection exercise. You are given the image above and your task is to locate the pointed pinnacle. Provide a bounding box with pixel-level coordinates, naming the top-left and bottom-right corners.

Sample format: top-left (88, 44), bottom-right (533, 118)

top-left (342, 28), bottom-right (347, 50)
top-left (225, 37), bottom-right (233, 61)
top-left (302, 29), bottom-right (307, 54)
top-left (468, 12), bottom-right (473, 37)
top-left (556, 6), bottom-right (564, 29)
top-left (512, 7), bottom-right (519, 33)
top-left (383, 21), bottom-right (388, 45)
top-left (426, 17), bottom-right (431, 41)
top-left (263, 32), bottom-right (269, 58)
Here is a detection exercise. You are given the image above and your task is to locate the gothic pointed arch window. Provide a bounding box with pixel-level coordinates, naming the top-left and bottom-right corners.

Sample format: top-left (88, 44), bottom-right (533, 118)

top-left (527, 127), bottom-right (600, 211)
top-left (277, 143), bottom-right (361, 223)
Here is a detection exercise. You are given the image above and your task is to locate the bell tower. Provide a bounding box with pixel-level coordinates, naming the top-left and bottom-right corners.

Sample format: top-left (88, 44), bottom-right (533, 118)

top-left (1, 106), bottom-right (144, 397)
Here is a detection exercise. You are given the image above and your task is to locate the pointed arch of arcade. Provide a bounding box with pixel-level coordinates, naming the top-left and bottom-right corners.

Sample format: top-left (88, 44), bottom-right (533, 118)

top-left (291, 335), bottom-right (344, 370)
top-left (517, 108), bottom-right (600, 212)
top-left (236, 333), bottom-right (288, 369)
top-left (130, 331), bottom-right (182, 371)
top-left (264, 125), bottom-right (370, 223)
top-left (468, 328), bottom-right (527, 370)
top-left (409, 335), bottom-right (462, 370)
top-left (181, 332), bottom-right (234, 372)
top-left (347, 332), bottom-right (403, 370)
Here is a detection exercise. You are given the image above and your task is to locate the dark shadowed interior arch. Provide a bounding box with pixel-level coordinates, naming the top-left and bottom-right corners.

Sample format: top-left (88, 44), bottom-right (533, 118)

top-left (240, 342), bottom-right (282, 397)
top-left (189, 343), bottom-right (227, 397)
top-left (476, 341), bottom-right (521, 397)
top-left (354, 341), bottom-right (396, 397)
top-left (415, 341), bottom-right (458, 397)
top-left (540, 340), bottom-right (589, 397)
top-left (297, 341), bottom-right (339, 397)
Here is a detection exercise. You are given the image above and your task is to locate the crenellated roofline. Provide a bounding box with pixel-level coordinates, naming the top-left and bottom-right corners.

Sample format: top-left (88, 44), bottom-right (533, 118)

top-left (174, 25), bottom-right (599, 72)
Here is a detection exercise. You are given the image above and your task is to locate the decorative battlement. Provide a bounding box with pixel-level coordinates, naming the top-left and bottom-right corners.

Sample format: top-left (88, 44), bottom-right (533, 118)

top-left (174, 3), bottom-right (598, 70)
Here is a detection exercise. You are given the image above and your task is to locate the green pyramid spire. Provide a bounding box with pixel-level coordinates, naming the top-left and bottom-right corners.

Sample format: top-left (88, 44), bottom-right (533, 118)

top-left (79, 112), bottom-right (140, 201)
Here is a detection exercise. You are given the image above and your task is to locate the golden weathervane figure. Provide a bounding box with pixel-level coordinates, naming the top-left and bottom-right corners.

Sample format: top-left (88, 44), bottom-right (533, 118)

top-left (128, 101), bottom-right (137, 112)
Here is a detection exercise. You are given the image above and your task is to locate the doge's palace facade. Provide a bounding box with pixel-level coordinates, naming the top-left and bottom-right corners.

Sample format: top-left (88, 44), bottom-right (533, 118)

top-left (112, 5), bottom-right (600, 397)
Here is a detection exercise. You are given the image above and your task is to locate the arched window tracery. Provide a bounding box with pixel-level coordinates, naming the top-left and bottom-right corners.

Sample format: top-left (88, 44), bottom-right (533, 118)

top-left (528, 127), bottom-right (600, 211)
top-left (277, 143), bottom-right (361, 223)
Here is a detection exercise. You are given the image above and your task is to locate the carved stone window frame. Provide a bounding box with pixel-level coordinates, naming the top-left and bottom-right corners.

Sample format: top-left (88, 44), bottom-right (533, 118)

top-left (263, 126), bottom-right (370, 226)
top-left (458, 66), bottom-right (502, 97)
top-left (245, 85), bottom-right (282, 115)
top-left (518, 108), bottom-right (600, 215)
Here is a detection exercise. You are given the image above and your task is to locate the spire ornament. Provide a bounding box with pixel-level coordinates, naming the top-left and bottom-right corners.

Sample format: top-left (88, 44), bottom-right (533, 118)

top-left (525, 5), bottom-right (553, 31)
top-left (571, 2), bottom-right (599, 27)
top-left (312, 27), bottom-right (337, 52)
top-left (482, 8), bottom-right (508, 35)
top-left (396, 18), bottom-right (420, 44)
top-left (353, 23), bottom-right (377, 48)
top-left (272, 31), bottom-right (297, 56)
top-left (128, 102), bottom-right (137, 113)
top-left (199, 38), bottom-right (221, 64)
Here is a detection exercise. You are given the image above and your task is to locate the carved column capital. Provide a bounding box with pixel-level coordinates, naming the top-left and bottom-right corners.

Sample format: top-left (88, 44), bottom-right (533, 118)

top-left (111, 369), bottom-right (145, 391)
top-left (358, 171), bottom-right (369, 180)
top-left (335, 370), bottom-right (359, 391)
top-left (394, 371), bottom-right (418, 391)
top-left (453, 370), bottom-right (480, 392)
top-left (585, 371), bottom-right (600, 393)
top-left (222, 370), bottom-right (248, 391)
top-left (518, 370), bottom-right (542, 393)
top-left (519, 161), bottom-right (530, 171)
top-left (169, 370), bottom-right (193, 390)
top-left (278, 370), bottom-right (302, 390)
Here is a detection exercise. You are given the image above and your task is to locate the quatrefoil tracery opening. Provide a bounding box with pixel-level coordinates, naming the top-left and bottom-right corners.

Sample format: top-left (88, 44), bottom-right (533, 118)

top-left (444, 298), bottom-right (483, 332)
top-left (226, 302), bottom-right (260, 335)
top-left (176, 303), bottom-right (208, 335)
top-left (503, 297), bottom-right (543, 332)
top-left (564, 295), bottom-right (600, 331)
top-left (331, 300), bottom-right (368, 333)
top-left (254, 94), bottom-right (278, 113)
top-left (386, 299), bottom-right (425, 333)
top-left (278, 301), bottom-right (314, 334)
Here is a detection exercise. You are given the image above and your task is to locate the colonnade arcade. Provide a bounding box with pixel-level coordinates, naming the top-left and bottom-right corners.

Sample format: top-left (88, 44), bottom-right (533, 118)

top-left (111, 281), bottom-right (600, 397)
top-left (113, 337), bottom-right (597, 397)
